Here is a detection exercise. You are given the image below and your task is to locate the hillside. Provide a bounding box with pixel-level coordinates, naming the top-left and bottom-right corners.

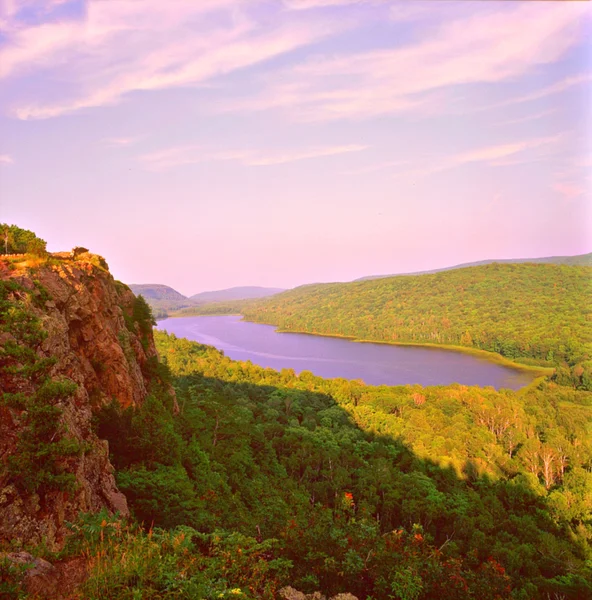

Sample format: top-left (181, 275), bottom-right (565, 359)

top-left (242, 263), bottom-right (592, 388)
top-left (190, 285), bottom-right (285, 303)
top-left (1, 232), bottom-right (591, 599)
top-left (128, 283), bottom-right (188, 302)
top-left (128, 283), bottom-right (196, 317)
top-left (356, 252), bottom-right (592, 281)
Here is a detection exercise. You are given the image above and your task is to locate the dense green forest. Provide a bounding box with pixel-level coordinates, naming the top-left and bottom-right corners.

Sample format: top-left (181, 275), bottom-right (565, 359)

top-left (240, 263), bottom-right (592, 389)
top-left (172, 298), bottom-right (254, 318)
top-left (70, 331), bottom-right (590, 599)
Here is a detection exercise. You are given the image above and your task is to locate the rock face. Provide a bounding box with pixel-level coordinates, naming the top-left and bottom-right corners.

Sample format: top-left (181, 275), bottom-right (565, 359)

top-left (0, 253), bottom-right (164, 550)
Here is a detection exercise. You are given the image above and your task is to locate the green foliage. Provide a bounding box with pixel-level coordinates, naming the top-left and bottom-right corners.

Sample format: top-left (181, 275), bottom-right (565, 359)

top-left (172, 299), bottom-right (254, 317)
top-left (133, 294), bottom-right (156, 336)
top-left (0, 278), bottom-right (82, 494)
top-left (241, 263), bottom-right (592, 387)
top-left (0, 557), bottom-right (29, 600)
top-left (0, 224), bottom-right (47, 255)
top-left (122, 295), bottom-right (156, 349)
top-left (64, 511), bottom-right (291, 600)
top-left (91, 331), bottom-right (592, 599)
top-left (6, 377), bottom-right (82, 493)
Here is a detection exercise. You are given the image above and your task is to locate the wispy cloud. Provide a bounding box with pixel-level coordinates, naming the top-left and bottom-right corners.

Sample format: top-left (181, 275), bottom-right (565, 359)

top-left (344, 160), bottom-right (410, 176)
top-left (102, 136), bottom-right (144, 147)
top-left (283, 0), bottom-right (363, 8)
top-left (483, 73), bottom-right (592, 113)
top-left (0, 154), bottom-right (14, 165)
top-left (2, 1), bottom-right (344, 119)
top-left (553, 180), bottom-right (586, 200)
top-left (384, 134), bottom-right (565, 180)
top-left (223, 3), bottom-right (588, 121)
top-left (138, 143), bottom-right (367, 171)
top-left (497, 109), bottom-right (557, 127)
top-left (454, 135), bottom-right (562, 166)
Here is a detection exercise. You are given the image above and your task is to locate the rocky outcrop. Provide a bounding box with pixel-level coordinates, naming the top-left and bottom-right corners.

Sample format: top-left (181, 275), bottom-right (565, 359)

top-left (4, 551), bottom-right (88, 599)
top-left (0, 253), bottom-right (166, 550)
top-left (279, 587), bottom-right (359, 600)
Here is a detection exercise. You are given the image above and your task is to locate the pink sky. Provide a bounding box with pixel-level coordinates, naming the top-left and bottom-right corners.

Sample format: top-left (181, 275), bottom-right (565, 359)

top-left (0, 0), bottom-right (590, 295)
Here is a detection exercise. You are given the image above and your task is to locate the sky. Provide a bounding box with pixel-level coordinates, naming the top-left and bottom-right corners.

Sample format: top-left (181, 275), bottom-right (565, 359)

top-left (0, 0), bottom-right (590, 296)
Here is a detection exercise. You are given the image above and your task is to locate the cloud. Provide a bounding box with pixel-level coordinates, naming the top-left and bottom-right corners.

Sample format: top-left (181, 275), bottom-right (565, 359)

top-left (2, 0), bottom-right (344, 119)
top-left (553, 181), bottom-right (586, 200)
top-left (223, 2), bottom-right (588, 121)
top-left (497, 109), bottom-right (557, 127)
top-left (0, 154), bottom-right (14, 164)
top-left (454, 135), bottom-right (562, 166)
top-left (2, 1), bottom-right (588, 122)
top-left (484, 73), bottom-right (592, 111)
top-left (244, 144), bottom-right (367, 166)
top-left (344, 160), bottom-right (410, 176)
top-left (102, 136), bottom-right (144, 147)
top-left (384, 134), bottom-right (565, 180)
top-left (283, 0), bottom-right (363, 8)
top-left (138, 143), bottom-right (367, 171)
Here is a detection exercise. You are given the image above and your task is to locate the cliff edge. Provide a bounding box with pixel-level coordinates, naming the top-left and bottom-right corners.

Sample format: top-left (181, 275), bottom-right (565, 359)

top-left (0, 251), bottom-right (165, 550)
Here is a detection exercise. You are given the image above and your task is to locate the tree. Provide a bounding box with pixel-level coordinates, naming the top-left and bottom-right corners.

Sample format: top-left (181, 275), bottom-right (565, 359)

top-left (0, 224), bottom-right (47, 255)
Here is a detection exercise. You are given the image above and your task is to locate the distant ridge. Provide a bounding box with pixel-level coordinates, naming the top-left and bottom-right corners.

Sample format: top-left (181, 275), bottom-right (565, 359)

top-left (355, 252), bottom-right (592, 282)
top-left (129, 283), bottom-right (188, 302)
top-left (128, 283), bottom-right (285, 319)
top-left (128, 284), bottom-right (196, 317)
top-left (190, 286), bottom-right (285, 303)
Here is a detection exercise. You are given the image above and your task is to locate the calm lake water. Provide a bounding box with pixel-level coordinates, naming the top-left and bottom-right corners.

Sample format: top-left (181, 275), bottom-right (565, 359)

top-left (156, 315), bottom-right (535, 390)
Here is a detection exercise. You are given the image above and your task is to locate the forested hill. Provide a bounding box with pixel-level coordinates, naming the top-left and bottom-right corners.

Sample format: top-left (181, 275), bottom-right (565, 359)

top-left (356, 252), bottom-right (592, 281)
top-left (190, 286), bottom-right (285, 303)
top-left (242, 263), bottom-right (592, 388)
top-left (129, 283), bottom-right (188, 302)
top-left (128, 283), bottom-right (196, 315)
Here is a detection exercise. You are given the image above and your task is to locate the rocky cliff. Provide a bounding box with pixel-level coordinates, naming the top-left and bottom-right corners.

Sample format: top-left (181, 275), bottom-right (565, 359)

top-left (0, 251), bottom-right (165, 551)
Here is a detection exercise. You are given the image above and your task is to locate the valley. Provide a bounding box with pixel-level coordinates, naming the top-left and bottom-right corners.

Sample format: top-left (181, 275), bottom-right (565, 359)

top-left (1, 231), bottom-right (590, 599)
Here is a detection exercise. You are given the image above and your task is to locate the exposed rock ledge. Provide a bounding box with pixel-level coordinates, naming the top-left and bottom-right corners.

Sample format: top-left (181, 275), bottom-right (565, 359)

top-left (0, 253), bottom-right (168, 550)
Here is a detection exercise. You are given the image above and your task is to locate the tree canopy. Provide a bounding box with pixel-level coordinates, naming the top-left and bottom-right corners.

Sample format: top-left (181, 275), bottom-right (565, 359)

top-left (1, 223), bottom-right (47, 255)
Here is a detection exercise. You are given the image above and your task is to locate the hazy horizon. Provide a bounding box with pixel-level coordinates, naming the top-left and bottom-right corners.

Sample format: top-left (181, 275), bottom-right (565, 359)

top-left (128, 250), bottom-right (591, 298)
top-left (1, 1), bottom-right (590, 295)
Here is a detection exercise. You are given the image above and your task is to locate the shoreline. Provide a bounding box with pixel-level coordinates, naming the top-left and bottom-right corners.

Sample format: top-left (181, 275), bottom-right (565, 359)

top-left (160, 313), bottom-right (553, 377)
top-left (273, 327), bottom-right (552, 375)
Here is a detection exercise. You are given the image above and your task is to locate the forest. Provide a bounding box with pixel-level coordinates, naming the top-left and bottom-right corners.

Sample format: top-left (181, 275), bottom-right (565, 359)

top-left (75, 331), bottom-right (591, 599)
top-left (1, 236), bottom-right (591, 599)
top-left (239, 263), bottom-right (592, 390)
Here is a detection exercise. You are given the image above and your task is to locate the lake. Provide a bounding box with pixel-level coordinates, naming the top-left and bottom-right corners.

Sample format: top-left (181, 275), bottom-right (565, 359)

top-left (156, 315), bottom-right (535, 390)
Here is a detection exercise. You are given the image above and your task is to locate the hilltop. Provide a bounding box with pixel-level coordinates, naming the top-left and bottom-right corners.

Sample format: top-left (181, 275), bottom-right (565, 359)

top-left (356, 251), bottom-right (592, 281)
top-left (190, 285), bottom-right (285, 303)
top-left (129, 283), bottom-right (188, 302)
top-left (128, 283), bottom-right (195, 317)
